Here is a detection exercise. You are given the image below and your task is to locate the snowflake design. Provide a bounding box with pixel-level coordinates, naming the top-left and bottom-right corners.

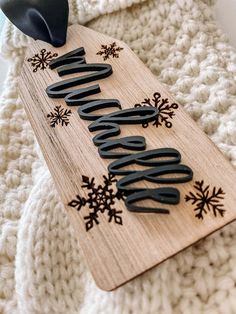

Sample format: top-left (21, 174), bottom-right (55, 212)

top-left (185, 180), bottom-right (225, 220)
top-left (135, 92), bottom-right (178, 128)
top-left (96, 42), bottom-right (124, 61)
top-left (27, 49), bottom-right (58, 72)
top-left (47, 105), bottom-right (72, 127)
top-left (68, 174), bottom-right (124, 231)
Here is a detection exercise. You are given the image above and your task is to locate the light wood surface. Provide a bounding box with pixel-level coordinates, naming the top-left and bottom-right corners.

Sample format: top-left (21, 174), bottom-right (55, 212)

top-left (19, 25), bottom-right (236, 291)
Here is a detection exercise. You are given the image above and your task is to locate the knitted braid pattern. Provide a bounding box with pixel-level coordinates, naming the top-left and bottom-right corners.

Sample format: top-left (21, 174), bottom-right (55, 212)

top-left (0, 0), bottom-right (236, 313)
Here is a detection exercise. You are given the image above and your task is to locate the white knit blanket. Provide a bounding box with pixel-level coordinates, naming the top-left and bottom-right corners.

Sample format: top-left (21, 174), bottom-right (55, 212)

top-left (0, 0), bottom-right (236, 313)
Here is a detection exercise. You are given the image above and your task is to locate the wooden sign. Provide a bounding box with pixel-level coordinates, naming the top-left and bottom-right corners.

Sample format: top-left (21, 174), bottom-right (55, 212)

top-left (19, 25), bottom-right (236, 291)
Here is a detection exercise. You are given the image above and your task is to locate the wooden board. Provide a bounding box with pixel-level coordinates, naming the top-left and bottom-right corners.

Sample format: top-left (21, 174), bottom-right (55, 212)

top-left (19, 25), bottom-right (236, 291)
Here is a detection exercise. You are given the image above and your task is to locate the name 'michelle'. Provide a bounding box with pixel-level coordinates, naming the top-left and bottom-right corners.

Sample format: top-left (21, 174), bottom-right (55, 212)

top-left (46, 47), bottom-right (193, 214)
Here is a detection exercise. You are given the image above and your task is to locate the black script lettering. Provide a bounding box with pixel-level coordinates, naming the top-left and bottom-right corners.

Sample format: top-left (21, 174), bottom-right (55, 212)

top-left (125, 188), bottom-right (180, 214)
top-left (98, 136), bottom-right (146, 159)
top-left (46, 48), bottom-right (193, 214)
top-left (47, 60), bottom-right (112, 98)
top-left (49, 47), bottom-right (86, 70)
top-left (88, 107), bottom-right (158, 146)
top-left (108, 148), bottom-right (181, 175)
top-left (116, 164), bottom-right (193, 194)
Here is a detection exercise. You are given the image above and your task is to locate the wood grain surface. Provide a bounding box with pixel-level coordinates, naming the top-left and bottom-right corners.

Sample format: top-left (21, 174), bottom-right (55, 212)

top-left (19, 25), bottom-right (236, 291)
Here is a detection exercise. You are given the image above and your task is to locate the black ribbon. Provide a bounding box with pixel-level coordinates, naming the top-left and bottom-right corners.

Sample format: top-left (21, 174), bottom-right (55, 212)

top-left (0, 0), bottom-right (69, 47)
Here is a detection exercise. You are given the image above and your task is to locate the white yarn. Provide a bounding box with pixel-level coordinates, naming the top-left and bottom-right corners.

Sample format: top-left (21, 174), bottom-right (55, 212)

top-left (0, 0), bottom-right (236, 313)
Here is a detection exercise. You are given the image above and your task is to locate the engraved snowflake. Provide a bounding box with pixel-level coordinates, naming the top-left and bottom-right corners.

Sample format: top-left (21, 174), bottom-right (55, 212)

top-left (27, 49), bottom-right (58, 72)
top-left (135, 92), bottom-right (178, 128)
top-left (96, 42), bottom-right (124, 61)
top-left (185, 180), bottom-right (225, 219)
top-left (47, 105), bottom-right (72, 127)
top-left (68, 174), bottom-right (124, 231)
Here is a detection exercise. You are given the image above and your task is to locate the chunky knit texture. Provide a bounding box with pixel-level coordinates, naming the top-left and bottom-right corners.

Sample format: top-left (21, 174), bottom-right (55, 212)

top-left (0, 0), bottom-right (236, 313)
